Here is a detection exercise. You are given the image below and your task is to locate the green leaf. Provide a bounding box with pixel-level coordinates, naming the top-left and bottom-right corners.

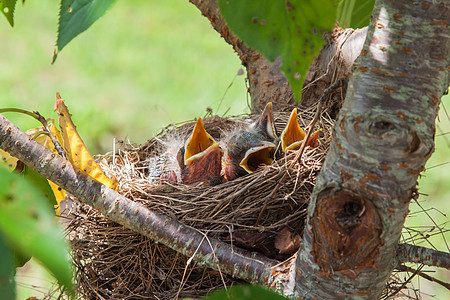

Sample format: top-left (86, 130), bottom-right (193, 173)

top-left (12, 247), bottom-right (32, 269)
top-left (56, 0), bottom-right (117, 53)
top-left (0, 167), bottom-right (73, 295)
top-left (204, 285), bottom-right (288, 300)
top-left (22, 164), bottom-right (57, 206)
top-left (0, 0), bottom-right (17, 26)
top-left (218, 0), bottom-right (337, 101)
top-left (0, 233), bottom-right (16, 300)
top-left (337, 0), bottom-right (375, 28)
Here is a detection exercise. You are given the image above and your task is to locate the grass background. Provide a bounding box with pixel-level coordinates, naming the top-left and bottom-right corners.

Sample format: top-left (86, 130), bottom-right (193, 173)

top-left (0, 1), bottom-right (448, 299)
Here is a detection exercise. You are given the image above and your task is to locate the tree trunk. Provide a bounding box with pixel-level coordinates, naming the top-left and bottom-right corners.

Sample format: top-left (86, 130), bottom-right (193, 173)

top-left (280, 0), bottom-right (448, 298)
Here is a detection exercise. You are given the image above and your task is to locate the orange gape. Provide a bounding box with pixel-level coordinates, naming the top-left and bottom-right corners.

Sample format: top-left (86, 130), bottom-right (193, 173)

top-left (222, 102), bottom-right (277, 182)
top-left (178, 103), bottom-right (320, 185)
top-left (281, 107), bottom-right (320, 152)
top-left (178, 118), bottom-right (223, 186)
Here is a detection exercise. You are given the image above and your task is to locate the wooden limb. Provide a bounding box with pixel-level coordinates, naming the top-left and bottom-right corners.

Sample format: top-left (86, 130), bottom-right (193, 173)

top-left (189, 1), bottom-right (368, 115)
top-left (395, 264), bottom-right (450, 291)
top-left (34, 111), bottom-right (66, 159)
top-left (189, 0), bottom-right (294, 113)
top-left (301, 27), bottom-right (367, 113)
top-left (396, 243), bottom-right (450, 269)
top-left (0, 114), bottom-right (278, 284)
top-left (286, 0), bottom-right (449, 298)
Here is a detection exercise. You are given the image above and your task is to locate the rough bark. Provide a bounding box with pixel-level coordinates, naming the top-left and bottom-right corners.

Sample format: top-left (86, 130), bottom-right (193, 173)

top-left (190, 0), bottom-right (295, 113)
top-left (190, 0), bottom-right (369, 115)
top-left (0, 114), bottom-right (278, 284)
top-left (280, 0), bottom-right (449, 298)
top-left (301, 27), bottom-right (368, 115)
top-left (396, 243), bottom-right (450, 269)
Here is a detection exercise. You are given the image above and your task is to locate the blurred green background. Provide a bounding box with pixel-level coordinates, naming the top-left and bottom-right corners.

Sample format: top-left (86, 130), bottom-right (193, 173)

top-left (1, 0), bottom-right (448, 299)
top-left (1, 0), bottom-right (248, 154)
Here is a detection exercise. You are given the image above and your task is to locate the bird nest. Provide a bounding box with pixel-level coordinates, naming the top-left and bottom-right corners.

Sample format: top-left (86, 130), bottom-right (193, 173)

top-left (65, 104), bottom-right (335, 299)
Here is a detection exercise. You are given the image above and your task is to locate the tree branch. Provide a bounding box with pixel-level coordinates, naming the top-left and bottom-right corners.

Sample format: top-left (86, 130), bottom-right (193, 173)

top-left (301, 27), bottom-right (367, 113)
top-left (189, 0), bottom-right (295, 113)
top-left (189, 1), bottom-right (369, 115)
top-left (396, 243), bottom-right (450, 269)
top-left (0, 114), bottom-right (278, 284)
top-left (395, 264), bottom-right (450, 291)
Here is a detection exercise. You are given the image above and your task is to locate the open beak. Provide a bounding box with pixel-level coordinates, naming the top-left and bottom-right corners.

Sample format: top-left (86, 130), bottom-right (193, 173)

top-left (222, 102), bottom-right (278, 182)
top-left (222, 130), bottom-right (276, 181)
top-left (281, 108), bottom-right (306, 152)
top-left (181, 118), bottom-right (222, 185)
top-left (254, 102), bottom-right (277, 140)
top-left (239, 141), bottom-right (276, 173)
top-left (184, 118), bottom-right (216, 165)
top-left (281, 108), bottom-right (320, 152)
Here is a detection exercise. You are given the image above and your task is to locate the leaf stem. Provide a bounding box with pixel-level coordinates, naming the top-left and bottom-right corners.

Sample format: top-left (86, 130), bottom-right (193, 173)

top-left (0, 108), bottom-right (40, 121)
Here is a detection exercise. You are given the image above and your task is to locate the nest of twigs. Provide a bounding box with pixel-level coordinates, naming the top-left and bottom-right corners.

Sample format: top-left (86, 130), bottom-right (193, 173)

top-left (65, 104), bottom-right (335, 299)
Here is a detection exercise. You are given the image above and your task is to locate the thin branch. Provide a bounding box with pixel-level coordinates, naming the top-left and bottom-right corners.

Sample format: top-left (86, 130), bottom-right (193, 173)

top-left (396, 243), bottom-right (450, 269)
top-left (189, 0), bottom-right (295, 113)
top-left (413, 197), bottom-right (450, 252)
top-left (384, 264), bottom-right (424, 299)
top-left (189, 0), bottom-right (253, 64)
top-left (0, 114), bottom-right (278, 284)
top-left (0, 108), bottom-right (40, 120)
top-left (395, 264), bottom-right (450, 291)
top-left (34, 111), bottom-right (66, 159)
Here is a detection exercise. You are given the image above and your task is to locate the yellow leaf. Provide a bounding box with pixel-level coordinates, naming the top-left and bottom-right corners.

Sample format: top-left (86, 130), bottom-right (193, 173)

top-left (49, 180), bottom-right (65, 215)
top-left (0, 148), bottom-right (18, 172)
top-left (1, 124), bottom-right (65, 215)
top-left (54, 94), bottom-right (118, 190)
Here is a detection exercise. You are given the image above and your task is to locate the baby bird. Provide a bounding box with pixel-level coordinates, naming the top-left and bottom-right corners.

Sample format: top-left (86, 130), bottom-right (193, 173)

top-left (223, 102), bottom-right (278, 181)
top-left (280, 108), bottom-right (320, 152)
top-left (177, 118), bottom-right (223, 186)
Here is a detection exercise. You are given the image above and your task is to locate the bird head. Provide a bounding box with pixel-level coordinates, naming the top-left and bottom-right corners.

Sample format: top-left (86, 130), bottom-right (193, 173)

top-left (280, 108), bottom-right (306, 152)
top-left (223, 103), bottom-right (277, 181)
top-left (251, 102), bottom-right (277, 141)
top-left (178, 118), bottom-right (223, 185)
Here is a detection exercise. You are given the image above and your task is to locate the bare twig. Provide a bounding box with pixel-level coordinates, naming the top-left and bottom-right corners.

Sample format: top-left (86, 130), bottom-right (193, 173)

top-left (384, 264), bottom-right (424, 299)
top-left (0, 108), bottom-right (40, 120)
top-left (34, 111), bottom-right (66, 159)
top-left (395, 264), bottom-right (450, 291)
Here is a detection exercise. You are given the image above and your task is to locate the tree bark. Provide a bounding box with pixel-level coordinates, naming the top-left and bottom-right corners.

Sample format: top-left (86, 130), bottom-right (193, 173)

top-left (190, 0), bottom-right (369, 114)
top-left (396, 243), bottom-right (450, 269)
top-left (190, 0), bottom-right (295, 113)
top-left (279, 0), bottom-right (449, 298)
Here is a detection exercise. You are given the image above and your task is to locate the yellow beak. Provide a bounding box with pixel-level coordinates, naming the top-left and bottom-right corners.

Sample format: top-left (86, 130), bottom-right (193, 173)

top-left (239, 141), bottom-right (276, 173)
top-left (280, 108), bottom-right (306, 152)
top-left (184, 118), bottom-right (217, 164)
